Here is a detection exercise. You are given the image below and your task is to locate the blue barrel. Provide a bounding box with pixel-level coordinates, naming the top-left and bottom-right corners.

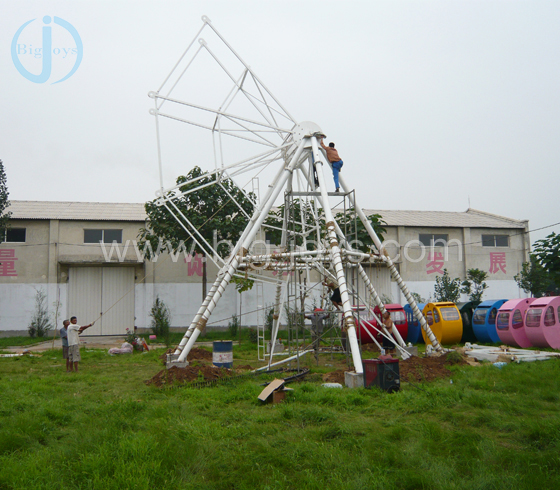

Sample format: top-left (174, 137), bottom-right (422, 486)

top-left (213, 341), bottom-right (233, 368)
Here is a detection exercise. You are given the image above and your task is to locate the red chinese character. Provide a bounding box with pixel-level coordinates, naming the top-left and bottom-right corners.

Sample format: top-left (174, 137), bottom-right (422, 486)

top-left (489, 252), bottom-right (506, 274)
top-left (426, 252), bottom-right (444, 275)
top-left (185, 253), bottom-right (204, 277)
top-left (0, 249), bottom-right (18, 277)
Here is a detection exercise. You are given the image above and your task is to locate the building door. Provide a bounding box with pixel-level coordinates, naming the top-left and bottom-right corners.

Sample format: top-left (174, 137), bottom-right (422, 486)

top-left (68, 267), bottom-right (135, 335)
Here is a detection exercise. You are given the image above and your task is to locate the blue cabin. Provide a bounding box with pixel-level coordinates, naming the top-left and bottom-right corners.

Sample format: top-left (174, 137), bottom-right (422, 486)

top-left (403, 303), bottom-right (426, 344)
top-left (472, 299), bottom-right (509, 343)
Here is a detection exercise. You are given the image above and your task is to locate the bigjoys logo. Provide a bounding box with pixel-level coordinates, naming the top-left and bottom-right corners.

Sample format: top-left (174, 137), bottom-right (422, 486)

top-left (11, 16), bottom-right (83, 84)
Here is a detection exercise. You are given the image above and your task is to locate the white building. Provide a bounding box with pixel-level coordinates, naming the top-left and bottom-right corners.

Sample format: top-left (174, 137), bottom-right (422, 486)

top-left (0, 200), bottom-right (530, 335)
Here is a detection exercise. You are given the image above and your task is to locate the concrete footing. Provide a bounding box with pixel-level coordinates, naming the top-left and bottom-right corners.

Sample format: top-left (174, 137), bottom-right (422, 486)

top-left (344, 371), bottom-right (363, 389)
top-left (166, 353), bottom-right (189, 369)
top-left (398, 345), bottom-right (418, 359)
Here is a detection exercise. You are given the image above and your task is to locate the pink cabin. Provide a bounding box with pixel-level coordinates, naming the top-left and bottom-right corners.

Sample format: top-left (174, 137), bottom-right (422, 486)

top-left (524, 296), bottom-right (560, 349)
top-left (496, 298), bottom-right (536, 348)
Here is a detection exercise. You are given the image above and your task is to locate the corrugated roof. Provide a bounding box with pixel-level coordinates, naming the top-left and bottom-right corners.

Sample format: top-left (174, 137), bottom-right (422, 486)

top-left (5, 201), bottom-right (147, 221)
top-left (364, 208), bottom-right (527, 229)
top-left (4, 201), bottom-right (527, 229)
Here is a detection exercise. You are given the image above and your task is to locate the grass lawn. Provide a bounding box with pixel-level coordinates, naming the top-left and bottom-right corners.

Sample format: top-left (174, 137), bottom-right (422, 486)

top-left (0, 341), bottom-right (559, 489)
top-left (0, 336), bottom-right (54, 349)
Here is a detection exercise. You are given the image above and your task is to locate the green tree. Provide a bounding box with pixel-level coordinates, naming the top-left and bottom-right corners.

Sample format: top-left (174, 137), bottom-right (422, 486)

top-left (461, 268), bottom-right (489, 305)
top-left (433, 269), bottom-right (461, 303)
top-left (264, 199), bottom-right (324, 249)
top-left (264, 200), bottom-right (386, 253)
top-left (533, 232), bottom-right (560, 290)
top-left (334, 208), bottom-right (387, 253)
top-left (514, 255), bottom-right (553, 298)
top-left (138, 166), bottom-right (255, 299)
top-left (0, 159), bottom-right (10, 236)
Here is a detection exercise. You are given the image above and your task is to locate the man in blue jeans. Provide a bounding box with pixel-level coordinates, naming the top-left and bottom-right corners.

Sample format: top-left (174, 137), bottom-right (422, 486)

top-left (59, 319), bottom-right (70, 372)
top-left (320, 138), bottom-right (344, 192)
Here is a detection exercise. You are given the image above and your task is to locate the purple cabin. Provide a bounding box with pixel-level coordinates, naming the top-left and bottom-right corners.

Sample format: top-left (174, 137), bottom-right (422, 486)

top-left (496, 298), bottom-right (535, 348)
top-left (524, 296), bottom-right (560, 349)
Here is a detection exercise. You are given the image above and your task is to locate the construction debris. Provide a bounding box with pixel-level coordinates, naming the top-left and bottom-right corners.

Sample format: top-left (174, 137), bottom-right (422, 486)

top-left (258, 378), bottom-right (293, 404)
top-left (462, 343), bottom-right (560, 363)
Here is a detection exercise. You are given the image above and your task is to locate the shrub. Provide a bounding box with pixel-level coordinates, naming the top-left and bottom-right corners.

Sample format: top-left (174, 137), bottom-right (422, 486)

top-left (228, 314), bottom-right (240, 339)
top-left (28, 288), bottom-right (52, 338)
top-left (150, 296), bottom-right (171, 347)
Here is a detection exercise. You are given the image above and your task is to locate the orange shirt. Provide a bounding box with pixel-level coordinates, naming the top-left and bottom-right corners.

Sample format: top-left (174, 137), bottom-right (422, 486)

top-left (321, 141), bottom-right (341, 162)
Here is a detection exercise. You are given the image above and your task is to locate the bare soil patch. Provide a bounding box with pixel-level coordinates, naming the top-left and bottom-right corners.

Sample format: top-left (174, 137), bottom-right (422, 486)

top-left (321, 352), bottom-right (467, 385)
top-left (146, 365), bottom-right (233, 387)
top-left (148, 348), bottom-right (255, 387)
top-left (399, 352), bottom-right (467, 383)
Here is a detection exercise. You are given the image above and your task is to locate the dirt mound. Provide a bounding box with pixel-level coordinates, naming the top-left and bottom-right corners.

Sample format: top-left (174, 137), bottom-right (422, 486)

top-left (399, 352), bottom-right (467, 383)
top-left (322, 370), bottom-right (345, 384)
top-left (146, 365), bottom-right (232, 387)
top-left (188, 347), bottom-right (213, 361)
top-left (158, 347), bottom-right (213, 363)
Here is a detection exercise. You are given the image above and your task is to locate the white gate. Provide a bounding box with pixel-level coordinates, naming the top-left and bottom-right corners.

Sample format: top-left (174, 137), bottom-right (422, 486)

top-left (68, 267), bottom-right (135, 335)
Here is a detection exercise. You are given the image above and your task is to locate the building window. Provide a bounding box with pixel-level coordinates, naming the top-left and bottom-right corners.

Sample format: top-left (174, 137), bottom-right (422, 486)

top-left (482, 234), bottom-right (509, 247)
top-left (2, 228), bottom-right (26, 243)
top-left (84, 229), bottom-right (123, 244)
top-left (419, 234), bottom-right (448, 247)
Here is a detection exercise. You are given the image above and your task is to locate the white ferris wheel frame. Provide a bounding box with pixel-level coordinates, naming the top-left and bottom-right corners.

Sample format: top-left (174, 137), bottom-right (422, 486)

top-left (149, 15), bottom-right (443, 374)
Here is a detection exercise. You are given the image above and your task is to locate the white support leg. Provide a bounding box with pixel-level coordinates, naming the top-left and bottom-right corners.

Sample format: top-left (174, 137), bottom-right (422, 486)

top-left (311, 136), bottom-right (363, 374)
top-left (176, 139), bottom-right (308, 362)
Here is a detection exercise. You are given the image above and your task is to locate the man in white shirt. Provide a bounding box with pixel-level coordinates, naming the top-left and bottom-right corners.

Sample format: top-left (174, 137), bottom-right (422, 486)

top-left (67, 316), bottom-right (94, 372)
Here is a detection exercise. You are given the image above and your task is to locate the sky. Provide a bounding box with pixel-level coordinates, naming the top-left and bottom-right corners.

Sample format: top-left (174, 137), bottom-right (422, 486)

top-left (1, 0), bottom-right (559, 245)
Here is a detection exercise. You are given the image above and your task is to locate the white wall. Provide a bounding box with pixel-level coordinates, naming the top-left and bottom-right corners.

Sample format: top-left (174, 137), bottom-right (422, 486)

top-left (135, 281), bottom-right (280, 330)
top-left (1, 278), bottom-right (529, 335)
top-left (0, 283), bottom-right (68, 333)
